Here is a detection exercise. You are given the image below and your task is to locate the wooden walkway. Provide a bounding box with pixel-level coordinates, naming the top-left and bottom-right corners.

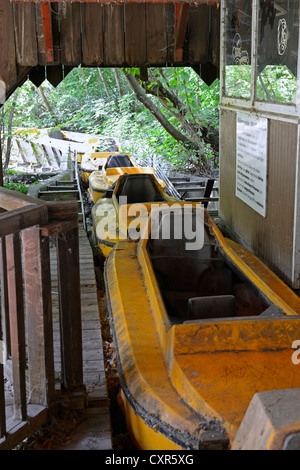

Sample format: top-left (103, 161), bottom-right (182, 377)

top-left (50, 223), bottom-right (113, 450)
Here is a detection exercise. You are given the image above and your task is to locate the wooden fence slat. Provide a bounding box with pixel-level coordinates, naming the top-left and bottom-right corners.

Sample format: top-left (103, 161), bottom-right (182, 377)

top-left (0, 360), bottom-right (6, 438)
top-left (14, 3), bottom-right (38, 66)
top-left (22, 227), bottom-right (55, 406)
top-left (146, 3), bottom-right (168, 65)
top-left (0, 237), bottom-right (10, 356)
top-left (81, 3), bottom-right (104, 66)
top-left (103, 4), bottom-right (125, 66)
top-left (56, 227), bottom-right (85, 400)
top-left (0, 0), bottom-right (17, 94)
top-left (6, 233), bottom-right (27, 421)
top-left (0, 238), bottom-right (6, 437)
top-left (124, 4), bottom-right (146, 66)
top-left (59, 3), bottom-right (81, 65)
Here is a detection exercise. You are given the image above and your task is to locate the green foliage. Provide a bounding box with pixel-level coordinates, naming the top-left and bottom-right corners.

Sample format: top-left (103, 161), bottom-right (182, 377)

top-left (2, 66), bottom-right (221, 174)
top-left (4, 181), bottom-right (28, 193)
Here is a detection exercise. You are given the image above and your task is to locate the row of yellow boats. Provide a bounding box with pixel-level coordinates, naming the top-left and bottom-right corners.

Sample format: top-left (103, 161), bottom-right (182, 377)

top-left (80, 143), bottom-right (300, 450)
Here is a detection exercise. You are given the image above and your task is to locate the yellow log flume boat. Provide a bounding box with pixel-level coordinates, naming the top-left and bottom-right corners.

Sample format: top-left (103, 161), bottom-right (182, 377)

top-left (80, 151), bottom-right (122, 188)
top-left (91, 172), bottom-right (176, 258)
top-left (88, 153), bottom-right (166, 204)
top-left (103, 201), bottom-right (300, 450)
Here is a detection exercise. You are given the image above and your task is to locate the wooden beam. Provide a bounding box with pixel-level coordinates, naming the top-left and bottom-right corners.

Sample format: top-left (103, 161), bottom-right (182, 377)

top-left (174, 2), bottom-right (190, 62)
top-left (0, 205), bottom-right (48, 238)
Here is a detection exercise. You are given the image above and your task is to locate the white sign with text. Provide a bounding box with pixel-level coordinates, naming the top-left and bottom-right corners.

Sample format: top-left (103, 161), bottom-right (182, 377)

top-left (236, 112), bottom-right (268, 217)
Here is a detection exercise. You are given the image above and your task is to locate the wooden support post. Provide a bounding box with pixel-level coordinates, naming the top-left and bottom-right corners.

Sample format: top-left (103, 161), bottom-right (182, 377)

top-left (0, 275), bottom-right (6, 438)
top-left (6, 232), bottom-right (27, 421)
top-left (0, 237), bottom-right (10, 357)
top-left (22, 226), bottom-right (55, 406)
top-left (56, 226), bottom-right (85, 406)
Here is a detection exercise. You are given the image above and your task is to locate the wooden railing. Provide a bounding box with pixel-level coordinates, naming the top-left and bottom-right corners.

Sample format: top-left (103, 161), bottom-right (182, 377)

top-left (0, 187), bottom-right (85, 450)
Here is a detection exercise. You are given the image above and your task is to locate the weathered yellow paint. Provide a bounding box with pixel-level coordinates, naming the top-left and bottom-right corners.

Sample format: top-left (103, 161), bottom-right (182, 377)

top-left (92, 177), bottom-right (177, 256)
top-left (105, 242), bottom-right (226, 450)
top-left (104, 207), bottom-right (300, 449)
top-left (120, 390), bottom-right (184, 450)
top-left (88, 166), bottom-right (165, 203)
top-left (208, 219), bottom-right (300, 315)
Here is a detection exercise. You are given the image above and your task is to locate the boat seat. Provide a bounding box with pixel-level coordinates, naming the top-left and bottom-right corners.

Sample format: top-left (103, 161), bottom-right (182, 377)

top-left (118, 174), bottom-right (166, 205)
top-left (187, 295), bottom-right (237, 321)
top-left (105, 154), bottom-right (133, 169)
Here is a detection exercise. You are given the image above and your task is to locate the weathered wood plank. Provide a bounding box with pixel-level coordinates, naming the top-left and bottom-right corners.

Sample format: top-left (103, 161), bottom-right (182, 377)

top-left (0, 244), bottom-right (6, 436)
top-left (47, 200), bottom-right (78, 221)
top-left (103, 4), bottom-right (125, 66)
top-left (124, 4), bottom-right (146, 66)
top-left (0, 405), bottom-right (47, 451)
top-left (56, 227), bottom-right (85, 395)
top-left (22, 227), bottom-right (55, 406)
top-left (59, 3), bottom-right (81, 65)
top-left (81, 3), bottom-right (104, 66)
top-left (166, 3), bottom-right (175, 64)
top-left (51, 2), bottom-right (61, 64)
top-left (188, 5), bottom-right (209, 63)
top-left (0, 186), bottom-right (46, 209)
top-left (14, 3), bottom-right (38, 66)
top-left (0, 0), bottom-right (17, 95)
top-left (35, 3), bottom-right (48, 65)
top-left (210, 4), bottom-right (220, 70)
top-left (0, 205), bottom-right (48, 238)
top-left (6, 233), bottom-right (27, 421)
top-left (0, 236), bottom-right (10, 357)
top-left (146, 3), bottom-right (168, 64)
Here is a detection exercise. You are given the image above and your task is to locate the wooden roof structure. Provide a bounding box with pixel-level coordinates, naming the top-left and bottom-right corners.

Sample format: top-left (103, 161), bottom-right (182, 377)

top-left (0, 0), bottom-right (220, 101)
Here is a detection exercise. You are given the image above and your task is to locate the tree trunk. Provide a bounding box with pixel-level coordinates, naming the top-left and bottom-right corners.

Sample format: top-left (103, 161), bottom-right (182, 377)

top-left (124, 71), bottom-right (196, 148)
top-left (113, 68), bottom-right (122, 98)
top-left (37, 85), bottom-right (51, 112)
top-left (98, 68), bottom-right (110, 99)
top-left (142, 76), bottom-right (219, 153)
